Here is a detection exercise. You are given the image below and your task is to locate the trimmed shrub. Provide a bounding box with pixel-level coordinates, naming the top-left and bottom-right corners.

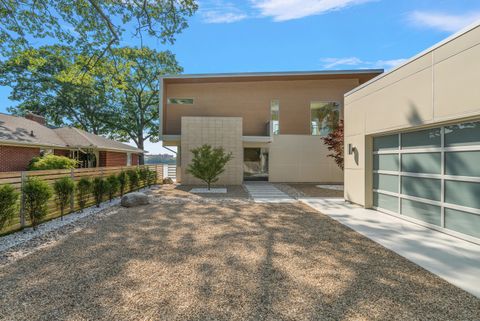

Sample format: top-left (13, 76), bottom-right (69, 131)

top-left (0, 184), bottom-right (19, 231)
top-left (76, 177), bottom-right (92, 211)
top-left (118, 171), bottom-right (128, 196)
top-left (28, 154), bottom-right (78, 170)
top-left (147, 169), bottom-right (157, 187)
top-left (22, 177), bottom-right (52, 230)
top-left (138, 167), bottom-right (149, 188)
top-left (92, 177), bottom-right (107, 207)
top-left (106, 174), bottom-right (120, 202)
top-left (53, 177), bottom-right (76, 220)
top-left (127, 169), bottom-right (139, 191)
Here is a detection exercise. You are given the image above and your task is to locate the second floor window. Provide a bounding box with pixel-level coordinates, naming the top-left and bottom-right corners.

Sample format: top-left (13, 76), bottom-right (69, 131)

top-left (167, 98), bottom-right (194, 105)
top-left (271, 100), bottom-right (279, 135)
top-left (310, 102), bottom-right (340, 136)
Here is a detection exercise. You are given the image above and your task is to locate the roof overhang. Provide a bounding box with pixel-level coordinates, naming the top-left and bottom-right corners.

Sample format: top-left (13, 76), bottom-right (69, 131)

top-left (161, 69), bottom-right (384, 85)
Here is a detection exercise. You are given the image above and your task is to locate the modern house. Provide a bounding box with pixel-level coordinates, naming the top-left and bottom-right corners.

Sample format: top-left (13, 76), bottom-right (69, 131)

top-left (159, 70), bottom-right (382, 185)
top-left (0, 113), bottom-right (143, 171)
top-left (344, 22), bottom-right (480, 243)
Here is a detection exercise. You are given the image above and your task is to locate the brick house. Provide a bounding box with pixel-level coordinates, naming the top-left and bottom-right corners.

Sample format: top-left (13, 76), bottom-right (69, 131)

top-left (0, 113), bottom-right (143, 172)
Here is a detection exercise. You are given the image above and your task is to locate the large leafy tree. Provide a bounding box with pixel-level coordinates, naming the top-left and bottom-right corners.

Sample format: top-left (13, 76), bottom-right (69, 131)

top-left (0, 45), bottom-right (114, 134)
top-left (0, 1), bottom-right (197, 58)
top-left (105, 47), bottom-right (182, 163)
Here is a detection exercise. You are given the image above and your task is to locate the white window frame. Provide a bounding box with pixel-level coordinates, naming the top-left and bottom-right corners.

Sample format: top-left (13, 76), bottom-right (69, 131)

top-left (127, 152), bottom-right (132, 166)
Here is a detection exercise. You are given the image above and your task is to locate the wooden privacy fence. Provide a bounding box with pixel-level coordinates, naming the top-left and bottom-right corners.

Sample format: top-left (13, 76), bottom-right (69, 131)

top-left (0, 165), bottom-right (165, 235)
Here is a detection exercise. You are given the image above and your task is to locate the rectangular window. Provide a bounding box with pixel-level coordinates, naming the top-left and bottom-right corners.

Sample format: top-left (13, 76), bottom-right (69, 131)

top-left (167, 98), bottom-right (194, 105)
top-left (127, 153), bottom-right (132, 166)
top-left (310, 102), bottom-right (340, 136)
top-left (271, 100), bottom-right (279, 135)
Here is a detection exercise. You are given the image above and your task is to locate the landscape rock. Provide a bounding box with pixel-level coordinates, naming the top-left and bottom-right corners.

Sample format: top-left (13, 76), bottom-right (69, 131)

top-left (163, 177), bottom-right (174, 184)
top-left (121, 192), bottom-right (149, 207)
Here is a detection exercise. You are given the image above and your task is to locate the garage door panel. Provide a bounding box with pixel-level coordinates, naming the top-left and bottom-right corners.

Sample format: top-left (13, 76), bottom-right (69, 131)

top-left (401, 199), bottom-right (441, 226)
top-left (402, 153), bottom-right (441, 174)
top-left (373, 192), bottom-right (398, 213)
top-left (401, 176), bottom-right (441, 201)
top-left (445, 180), bottom-right (480, 209)
top-left (445, 209), bottom-right (480, 239)
top-left (445, 151), bottom-right (480, 177)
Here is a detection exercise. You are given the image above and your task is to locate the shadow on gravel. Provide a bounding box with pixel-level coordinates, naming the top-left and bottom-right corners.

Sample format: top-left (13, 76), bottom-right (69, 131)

top-left (0, 187), bottom-right (479, 321)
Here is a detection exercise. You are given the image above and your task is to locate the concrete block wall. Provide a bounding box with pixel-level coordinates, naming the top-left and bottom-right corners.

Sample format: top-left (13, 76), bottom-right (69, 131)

top-left (181, 117), bottom-right (243, 185)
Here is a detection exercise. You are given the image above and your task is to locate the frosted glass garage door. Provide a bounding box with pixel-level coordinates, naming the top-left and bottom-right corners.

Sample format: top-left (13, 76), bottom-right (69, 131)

top-left (373, 121), bottom-right (480, 241)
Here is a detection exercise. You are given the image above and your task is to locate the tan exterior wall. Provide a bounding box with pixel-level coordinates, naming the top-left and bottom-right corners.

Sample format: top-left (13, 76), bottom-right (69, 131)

top-left (165, 79), bottom-right (359, 136)
top-left (269, 135), bottom-right (343, 183)
top-left (344, 24), bottom-right (480, 206)
top-left (180, 117), bottom-right (243, 185)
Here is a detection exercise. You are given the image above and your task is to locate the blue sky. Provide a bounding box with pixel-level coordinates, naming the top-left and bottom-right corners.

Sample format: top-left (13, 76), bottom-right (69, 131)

top-left (1, 0), bottom-right (479, 154)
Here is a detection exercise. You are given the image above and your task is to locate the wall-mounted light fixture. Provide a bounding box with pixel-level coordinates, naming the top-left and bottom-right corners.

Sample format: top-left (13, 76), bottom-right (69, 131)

top-left (348, 143), bottom-right (353, 155)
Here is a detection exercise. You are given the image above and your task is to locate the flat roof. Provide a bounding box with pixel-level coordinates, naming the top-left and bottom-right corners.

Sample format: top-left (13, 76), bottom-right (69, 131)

top-left (161, 69), bottom-right (384, 84)
top-left (345, 19), bottom-right (480, 97)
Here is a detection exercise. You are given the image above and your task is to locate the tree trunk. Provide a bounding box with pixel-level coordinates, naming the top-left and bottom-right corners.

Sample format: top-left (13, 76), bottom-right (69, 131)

top-left (138, 135), bottom-right (145, 165)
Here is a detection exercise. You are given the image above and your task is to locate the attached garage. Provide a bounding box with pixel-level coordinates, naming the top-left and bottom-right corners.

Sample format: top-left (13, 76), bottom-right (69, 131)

top-left (344, 22), bottom-right (480, 243)
top-left (372, 121), bottom-right (480, 241)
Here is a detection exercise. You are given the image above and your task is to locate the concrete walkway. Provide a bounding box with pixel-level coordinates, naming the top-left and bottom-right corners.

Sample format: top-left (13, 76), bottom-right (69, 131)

top-left (244, 182), bottom-right (295, 203)
top-left (300, 198), bottom-right (480, 298)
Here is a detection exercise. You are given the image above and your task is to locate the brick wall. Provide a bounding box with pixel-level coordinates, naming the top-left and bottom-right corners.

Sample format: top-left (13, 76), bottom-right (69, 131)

top-left (132, 154), bottom-right (139, 165)
top-left (54, 149), bottom-right (70, 157)
top-left (0, 145), bottom-right (40, 172)
top-left (98, 151), bottom-right (128, 167)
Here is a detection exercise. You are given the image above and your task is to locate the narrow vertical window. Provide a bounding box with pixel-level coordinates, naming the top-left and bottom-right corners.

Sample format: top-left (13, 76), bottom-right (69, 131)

top-left (310, 102), bottom-right (340, 136)
top-left (271, 100), bottom-right (280, 135)
top-left (127, 153), bottom-right (132, 166)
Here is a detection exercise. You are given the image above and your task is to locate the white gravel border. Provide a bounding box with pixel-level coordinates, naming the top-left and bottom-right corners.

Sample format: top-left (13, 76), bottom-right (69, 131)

top-left (0, 198), bottom-right (121, 253)
top-left (316, 184), bottom-right (344, 191)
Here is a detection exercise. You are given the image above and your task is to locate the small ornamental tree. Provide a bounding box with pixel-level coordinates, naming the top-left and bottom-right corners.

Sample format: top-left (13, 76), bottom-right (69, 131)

top-left (118, 171), bottom-right (128, 196)
top-left (127, 169), bottom-right (139, 191)
top-left (53, 177), bottom-right (76, 220)
top-left (28, 154), bottom-right (78, 170)
top-left (92, 177), bottom-right (107, 207)
top-left (0, 184), bottom-right (19, 231)
top-left (187, 144), bottom-right (232, 190)
top-left (22, 177), bottom-right (52, 230)
top-left (77, 177), bottom-right (92, 211)
top-left (106, 174), bottom-right (120, 202)
top-left (321, 119), bottom-right (344, 170)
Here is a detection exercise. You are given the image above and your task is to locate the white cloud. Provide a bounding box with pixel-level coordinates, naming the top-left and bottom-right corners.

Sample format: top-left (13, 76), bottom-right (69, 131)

top-left (252, 0), bottom-right (374, 21)
top-left (320, 57), bottom-right (407, 70)
top-left (202, 11), bottom-right (247, 23)
top-left (320, 57), bottom-right (363, 68)
top-left (199, 0), bottom-right (248, 24)
top-left (409, 11), bottom-right (480, 33)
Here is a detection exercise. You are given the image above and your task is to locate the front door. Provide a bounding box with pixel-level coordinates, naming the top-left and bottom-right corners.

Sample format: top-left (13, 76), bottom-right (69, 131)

top-left (244, 148), bottom-right (268, 181)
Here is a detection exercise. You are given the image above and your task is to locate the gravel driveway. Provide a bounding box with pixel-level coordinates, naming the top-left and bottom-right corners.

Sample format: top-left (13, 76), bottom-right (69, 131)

top-left (0, 186), bottom-right (478, 321)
